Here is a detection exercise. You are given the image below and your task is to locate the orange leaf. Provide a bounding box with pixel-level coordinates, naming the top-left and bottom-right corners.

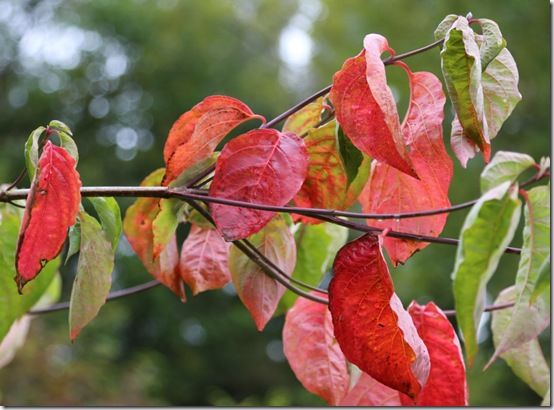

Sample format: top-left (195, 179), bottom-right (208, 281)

top-left (282, 295), bottom-right (349, 405)
top-left (209, 129), bottom-right (308, 241)
top-left (329, 234), bottom-right (430, 398)
top-left (330, 34), bottom-right (416, 178)
top-left (163, 95), bottom-right (264, 184)
top-left (360, 67), bottom-right (453, 265)
top-left (16, 141), bottom-right (81, 292)
top-left (123, 168), bottom-right (185, 301)
top-left (400, 302), bottom-right (468, 406)
top-left (180, 225), bottom-right (231, 295)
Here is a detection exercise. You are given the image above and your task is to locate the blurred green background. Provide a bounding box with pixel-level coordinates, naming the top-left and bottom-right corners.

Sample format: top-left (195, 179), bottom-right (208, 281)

top-left (0, 0), bottom-right (549, 405)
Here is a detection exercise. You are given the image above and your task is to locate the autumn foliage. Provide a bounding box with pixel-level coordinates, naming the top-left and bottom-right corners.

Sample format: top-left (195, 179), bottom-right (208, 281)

top-left (1, 12), bottom-right (550, 407)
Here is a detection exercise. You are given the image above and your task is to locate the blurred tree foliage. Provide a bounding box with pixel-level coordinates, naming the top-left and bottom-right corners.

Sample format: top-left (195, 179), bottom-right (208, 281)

top-left (0, 0), bottom-right (549, 405)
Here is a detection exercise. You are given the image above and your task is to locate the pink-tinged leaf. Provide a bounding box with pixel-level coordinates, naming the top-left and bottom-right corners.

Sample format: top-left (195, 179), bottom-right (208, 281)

top-left (329, 234), bottom-right (430, 398)
top-left (180, 225), bottom-right (231, 295)
top-left (451, 116), bottom-right (481, 168)
top-left (359, 68), bottom-right (453, 265)
top-left (293, 121), bottom-right (349, 224)
top-left (209, 129), bottom-right (308, 241)
top-left (123, 168), bottom-right (185, 301)
top-left (283, 295), bottom-right (349, 405)
top-left (16, 141), bottom-right (81, 292)
top-left (329, 34), bottom-right (416, 178)
top-left (227, 215), bottom-right (295, 330)
top-left (340, 372), bottom-right (402, 406)
top-left (282, 97), bottom-right (325, 137)
top-left (163, 95), bottom-right (265, 184)
top-left (400, 302), bottom-right (468, 406)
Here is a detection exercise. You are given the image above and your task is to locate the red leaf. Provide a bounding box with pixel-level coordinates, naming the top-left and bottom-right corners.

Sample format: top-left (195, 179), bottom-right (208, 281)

top-left (293, 122), bottom-right (348, 224)
top-left (283, 295), bottom-right (349, 405)
top-left (330, 34), bottom-right (416, 178)
top-left (16, 141), bottom-right (81, 291)
top-left (340, 372), bottom-right (402, 406)
top-left (209, 129), bottom-right (308, 241)
top-left (163, 95), bottom-right (265, 184)
top-left (359, 67), bottom-right (453, 265)
top-left (180, 225), bottom-right (231, 295)
top-left (329, 234), bottom-right (430, 398)
top-left (400, 302), bottom-right (468, 406)
top-left (123, 169), bottom-right (185, 301)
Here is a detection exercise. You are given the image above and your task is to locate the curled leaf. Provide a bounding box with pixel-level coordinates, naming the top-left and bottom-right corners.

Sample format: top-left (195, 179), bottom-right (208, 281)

top-left (16, 141), bottom-right (81, 291)
top-left (329, 234), bottom-right (430, 397)
top-left (480, 151), bottom-right (535, 193)
top-left (163, 95), bottom-right (265, 184)
top-left (180, 225), bottom-right (231, 295)
top-left (209, 129), bottom-right (308, 241)
top-left (283, 295), bottom-right (349, 405)
top-left (123, 169), bottom-right (185, 301)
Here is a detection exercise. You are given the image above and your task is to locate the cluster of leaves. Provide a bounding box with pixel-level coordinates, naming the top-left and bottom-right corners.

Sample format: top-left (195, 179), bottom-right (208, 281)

top-left (0, 13), bottom-right (549, 406)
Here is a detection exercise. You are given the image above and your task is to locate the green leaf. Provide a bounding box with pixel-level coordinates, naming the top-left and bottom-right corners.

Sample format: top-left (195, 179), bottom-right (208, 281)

top-left (336, 124), bottom-right (364, 185)
top-left (169, 153), bottom-right (218, 188)
top-left (475, 18), bottom-right (505, 69)
top-left (58, 131), bottom-right (79, 163)
top-left (152, 198), bottom-right (186, 258)
top-left (48, 120), bottom-right (73, 136)
top-left (0, 204), bottom-right (59, 342)
top-left (531, 255), bottom-right (550, 304)
top-left (441, 16), bottom-right (488, 153)
top-left (491, 286), bottom-right (549, 397)
top-left (277, 222), bottom-right (348, 314)
top-left (344, 155), bottom-right (371, 207)
top-left (542, 387), bottom-right (550, 406)
top-left (452, 181), bottom-right (521, 365)
top-left (88, 197), bottom-right (122, 251)
top-left (24, 126), bottom-right (46, 180)
top-left (65, 220), bottom-right (81, 264)
top-left (481, 47), bottom-right (522, 140)
top-left (480, 151), bottom-right (535, 193)
top-left (488, 185), bottom-right (550, 363)
top-left (434, 14), bottom-right (459, 40)
top-left (69, 211), bottom-right (115, 341)
top-left (282, 97), bottom-right (324, 136)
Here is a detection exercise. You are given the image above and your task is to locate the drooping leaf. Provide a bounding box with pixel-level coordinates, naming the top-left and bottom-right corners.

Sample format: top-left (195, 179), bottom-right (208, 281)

top-left (282, 295), bottom-right (349, 405)
top-left (69, 211), bottom-right (114, 340)
top-left (340, 372), bottom-right (402, 406)
top-left (278, 222), bottom-right (347, 313)
top-left (0, 204), bottom-right (59, 342)
top-left (434, 14), bottom-right (459, 40)
top-left (487, 185), bottom-right (550, 365)
top-left (292, 121), bottom-right (348, 224)
top-left (180, 225), bottom-right (231, 295)
top-left (531, 256), bottom-right (550, 304)
top-left (16, 141), bottom-right (81, 291)
top-left (152, 198), bottom-right (185, 259)
top-left (65, 221), bottom-right (81, 264)
top-left (400, 302), bottom-right (468, 406)
top-left (480, 151), bottom-right (535, 193)
top-left (452, 181), bottom-right (521, 366)
top-left (163, 95), bottom-right (265, 184)
top-left (481, 47), bottom-right (522, 140)
top-left (48, 120), bottom-right (79, 162)
top-left (227, 215), bottom-right (296, 331)
top-left (123, 168), bottom-right (185, 301)
top-left (329, 234), bottom-right (430, 398)
top-left (441, 16), bottom-right (490, 161)
top-left (329, 35), bottom-right (416, 178)
top-left (24, 126), bottom-right (46, 180)
top-left (475, 18), bottom-right (505, 69)
top-left (209, 129), bottom-right (308, 241)
top-left (490, 286), bottom-right (550, 397)
top-left (87, 197), bottom-right (122, 251)
top-left (282, 97), bottom-right (324, 136)
top-left (360, 68), bottom-right (452, 265)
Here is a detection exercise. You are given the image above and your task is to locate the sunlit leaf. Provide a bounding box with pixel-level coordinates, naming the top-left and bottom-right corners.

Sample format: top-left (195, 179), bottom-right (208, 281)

top-left (491, 286), bottom-right (549, 397)
top-left (480, 151), bottom-right (535, 193)
top-left (282, 97), bottom-right (324, 136)
top-left (16, 141), bottom-right (81, 291)
top-left (329, 234), bottom-right (430, 397)
top-left (452, 181), bottom-right (521, 365)
top-left (69, 211), bottom-right (114, 340)
top-left (209, 129), bottom-right (308, 241)
top-left (227, 215), bottom-right (295, 331)
top-left (283, 295), bottom-right (349, 405)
